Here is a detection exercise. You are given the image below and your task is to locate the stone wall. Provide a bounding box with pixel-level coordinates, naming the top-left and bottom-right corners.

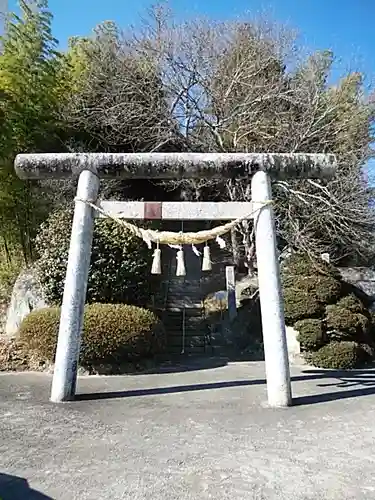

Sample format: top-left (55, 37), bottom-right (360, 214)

top-left (338, 267), bottom-right (375, 301)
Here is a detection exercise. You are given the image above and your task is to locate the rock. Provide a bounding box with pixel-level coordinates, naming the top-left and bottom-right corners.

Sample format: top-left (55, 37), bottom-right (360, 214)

top-left (5, 267), bottom-right (48, 338)
top-left (235, 274), bottom-right (258, 302)
top-left (338, 267), bottom-right (375, 300)
top-left (286, 326), bottom-right (306, 366)
top-left (203, 274), bottom-right (259, 313)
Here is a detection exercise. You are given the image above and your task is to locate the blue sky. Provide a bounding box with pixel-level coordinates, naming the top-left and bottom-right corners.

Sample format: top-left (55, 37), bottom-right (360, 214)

top-left (7, 0), bottom-right (374, 85)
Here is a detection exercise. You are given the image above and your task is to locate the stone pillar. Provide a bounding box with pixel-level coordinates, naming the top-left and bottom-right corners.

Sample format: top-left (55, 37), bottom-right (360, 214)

top-left (252, 171), bottom-right (292, 407)
top-left (226, 266), bottom-right (237, 321)
top-left (50, 170), bottom-right (100, 403)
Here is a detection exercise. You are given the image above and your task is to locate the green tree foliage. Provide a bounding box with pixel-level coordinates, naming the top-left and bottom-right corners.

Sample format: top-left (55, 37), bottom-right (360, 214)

top-left (35, 207), bottom-right (153, 306)
top-left (0, 0), bottom-right (64, 262)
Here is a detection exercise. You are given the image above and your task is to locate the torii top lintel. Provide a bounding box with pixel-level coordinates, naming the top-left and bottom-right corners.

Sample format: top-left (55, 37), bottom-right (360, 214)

top-left (14, 152), bottom-right (337, 180)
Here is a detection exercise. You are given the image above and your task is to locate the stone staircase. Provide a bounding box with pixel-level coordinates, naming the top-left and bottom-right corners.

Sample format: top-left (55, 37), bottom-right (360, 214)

top-left (154, 221), bottom-right (234, 355)
top-left (163, 277), bottom-right (208, 354)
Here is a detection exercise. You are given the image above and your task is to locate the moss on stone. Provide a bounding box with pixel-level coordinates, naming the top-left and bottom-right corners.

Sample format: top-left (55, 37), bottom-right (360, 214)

top-left (310, 341), bottom-right (367, 369)
top-left (281, 254), bottom-right (375, 368)
top-left (294, 319), bottom-right (326, 351)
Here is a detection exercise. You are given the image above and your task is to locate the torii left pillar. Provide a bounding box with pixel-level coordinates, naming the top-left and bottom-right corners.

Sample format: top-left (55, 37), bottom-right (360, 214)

top-left (14, 152), bottom-right (336, 406)
top-left (52, 170), bottom-right (100, 402)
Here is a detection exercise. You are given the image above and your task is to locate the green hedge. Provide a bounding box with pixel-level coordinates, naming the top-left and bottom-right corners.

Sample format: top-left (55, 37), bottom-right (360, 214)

top-left (281, 253), bottom-right (341, 281)
top-left (326, 295), bottom-right (370, 341)
top-left (284, 288), bottom-right (325, 323)
top-left (282, 254), bottom-right (343, 325)
top-left (294, 319), bottom-right (326, 351)
top-left (281, 253), bottom-right (375, 369)
top-left (35, 207), bottom-right (153, 306)
top-left (309, 341), bottom-right (369, 369)
top-left (19, 304), bottom-right (165, 367)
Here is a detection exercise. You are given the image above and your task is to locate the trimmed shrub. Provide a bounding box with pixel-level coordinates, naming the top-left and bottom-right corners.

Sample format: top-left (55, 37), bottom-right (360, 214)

top-left (18, 304), bottom-right (165, 367)
top-left (290, 274), bottom-right (342, 304)
top-left (326, 296), bottom-right (370, 341)
top-left (341, 281), bottom-right (374, 309)
top-left (294, 319), bottom-right (326, 351)
top-left (313, 275), bottom-right (343, 304)
top-left (283, 288), bottom-right (324, 323)
top-left (19, 307), bottom-right (60, 360)
top-left (281, 253), bottom-right (375, 368)
top-left (35, 207), bottom-right (153, 306)
top-left (282, 257), bottom-right (342, 325)
top-left (310, 341), bottom-right (368, 369)
top-left (281, 253), bottom-right (341, 282)
top-left (334, 294), bottom-right (366, 314)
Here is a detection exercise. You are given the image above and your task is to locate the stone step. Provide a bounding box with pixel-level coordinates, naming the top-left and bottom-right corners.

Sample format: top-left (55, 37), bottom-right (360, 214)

top-left (167, 334), bottom-right (207, 341)
top-left (167, 330), bottom-right (208, 337)
top-left (164, 321), bottom-right (205, 327)
top-left (164, 325), bottom-right (207, 332)
top-left (167, 346), bottom-right (206, 355)
top-left (167, 291), bottom-right (203, 296)
top-left (164, 326), bottom-right (207, 333)
top-left (164, 316), bottom-right (205, 322)
top-left (168, 293), bottom-right (203, 297)
top-left (167, 294), bottom-right (203, 301)
top-left (166, 287), bottom-right (203, 293)
top-left (167, 284), bottom-right (202, 289)
top-left (167, 325), bottom-right (207, 331)
top-left (164, 315), bottom-right (204, 321)
top-left (165, 310), bottom-right (203, 317)
top-left (164, 308), bottom-right (203, 315)
top-left (166, 302), bottom-right (203, 309)
top-left (168, 335), bottom-right (206, 344)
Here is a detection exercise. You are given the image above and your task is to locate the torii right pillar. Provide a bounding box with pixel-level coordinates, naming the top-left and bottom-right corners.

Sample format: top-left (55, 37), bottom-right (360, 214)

top-left (252, 171), bottom-right (291, 406)
top-left (251, 154), bottom-right (336, 407)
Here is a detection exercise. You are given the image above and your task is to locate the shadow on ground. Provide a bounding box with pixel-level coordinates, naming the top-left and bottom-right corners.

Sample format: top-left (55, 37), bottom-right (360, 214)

top-left (87, 351), bottom-right (265, 376)
top-left (146, 351), bottom-right (265, 375)
top-left (76, 362), bottom-right (375, 406)
top-left (0, 473), bottom-right (52, 500)
top-left (146, 355), bottom-right (230, 374)
top-left (294, 367), bottom-right (375, 405)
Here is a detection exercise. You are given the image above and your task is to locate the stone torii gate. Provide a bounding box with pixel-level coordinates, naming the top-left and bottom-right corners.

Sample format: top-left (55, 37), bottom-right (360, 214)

top-left (15, 152), bottom-right (336, 407)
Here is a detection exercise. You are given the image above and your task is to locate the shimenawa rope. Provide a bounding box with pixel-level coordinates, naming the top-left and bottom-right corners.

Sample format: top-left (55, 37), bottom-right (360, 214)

top-left (75, 198), bottom-right (273, 246)
top-left (74, 198), bottom-right (273, 275)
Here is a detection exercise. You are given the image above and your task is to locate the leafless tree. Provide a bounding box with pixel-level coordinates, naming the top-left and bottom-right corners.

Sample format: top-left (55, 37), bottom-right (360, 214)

top-left (129, 4), bottom-right (374, 265)
top-left (61, 21), bottom-right (175, 154)
top-left (62, 4), bottom-right (375, 265)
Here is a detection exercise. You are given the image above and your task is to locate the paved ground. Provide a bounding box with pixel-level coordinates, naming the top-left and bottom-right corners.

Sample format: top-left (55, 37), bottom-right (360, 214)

top-left (1, 359), bottom-right (375, 500)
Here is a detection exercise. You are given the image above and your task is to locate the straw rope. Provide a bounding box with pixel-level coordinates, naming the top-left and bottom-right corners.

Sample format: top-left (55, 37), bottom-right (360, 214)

top-left (75, 198), bottom-right (273, 246)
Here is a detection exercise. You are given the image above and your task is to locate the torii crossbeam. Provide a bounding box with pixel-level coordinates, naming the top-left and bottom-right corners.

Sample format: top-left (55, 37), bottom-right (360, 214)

top-left (15, 152), bottom-right (337, 408)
